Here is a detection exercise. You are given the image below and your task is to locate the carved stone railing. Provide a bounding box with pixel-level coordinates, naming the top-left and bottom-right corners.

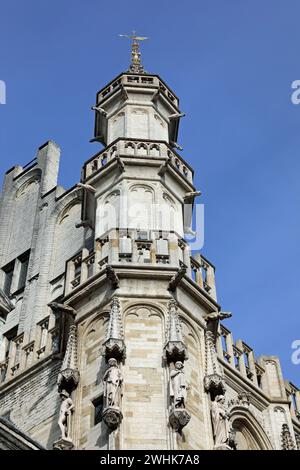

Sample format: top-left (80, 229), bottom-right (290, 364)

top-left (96, 74), bottom-right (178, 108)
top-left (216, 324), bottom-right (265, 391)
top-left (65, 231), bottom-right (219, 305)
top-left (190, 255), bottom-right (217, 300)
top-left (82, 138), bottom-right (193, 184)
top-left (0, 313), bottom-right (59, 386)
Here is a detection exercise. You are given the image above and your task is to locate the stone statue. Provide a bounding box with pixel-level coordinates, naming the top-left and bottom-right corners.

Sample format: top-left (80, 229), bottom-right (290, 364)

top-left (58, 390), bottom-right (74, 440)
top-left (211, 395), bottom-right (230, 448)
top-left (170, 361), bottom-right (189, 409)
top-left (103, 358), bottom-right (123, 408)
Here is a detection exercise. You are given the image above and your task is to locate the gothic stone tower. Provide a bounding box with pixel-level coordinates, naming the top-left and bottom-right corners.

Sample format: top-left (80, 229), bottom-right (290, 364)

top-left (0, 39), bottom-right (300, 450)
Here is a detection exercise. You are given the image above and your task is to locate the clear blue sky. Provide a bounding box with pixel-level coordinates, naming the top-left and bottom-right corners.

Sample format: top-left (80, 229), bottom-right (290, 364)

top-left (0, 0), bottom-right (299, 385)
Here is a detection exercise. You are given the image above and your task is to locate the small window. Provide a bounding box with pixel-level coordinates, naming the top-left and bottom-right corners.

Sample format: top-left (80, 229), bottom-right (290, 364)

top-left (257, 374), bottom-right (262, 388)
top-left (243, 352), bottom-right (250, 369)
top-left (93, 395), bottom-right (104, 425)
top-left (18, 251), bottom-right (30, 291)
top-left (221, 334), bottom-right (227, 352)
top-left (4, 326), bottom-right (18, 359)
top-left (292, 393), bottom-right (298, 413)
top-left (2, 262), bottom-right (14, 296)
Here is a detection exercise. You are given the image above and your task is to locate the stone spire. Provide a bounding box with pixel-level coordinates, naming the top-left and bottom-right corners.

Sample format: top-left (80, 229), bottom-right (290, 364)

top-left (57, 324), bottom-right (80, 394)
top-left (103, 297), bottom-right (126, 362)
top-left (163, 299), bottom-right (187, 363)
top-left (119, 31), bottom-right (148, 74)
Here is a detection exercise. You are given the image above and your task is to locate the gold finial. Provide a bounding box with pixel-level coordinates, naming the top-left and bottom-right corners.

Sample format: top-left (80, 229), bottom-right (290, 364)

top-left (119, 30), bottom-right (148, 73)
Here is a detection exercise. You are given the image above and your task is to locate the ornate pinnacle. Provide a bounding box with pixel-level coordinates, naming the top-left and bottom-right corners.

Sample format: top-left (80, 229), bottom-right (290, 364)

top-left (106, 297), bottom-right (124, 341)
top-left (167, 299), bottom-right (183, 343)
top-left (163, 299), bottom-right (187, 363)
top-left (58, 324), bottom-right (80, 393)
top-left (103, 297), bottom-right (126, 362)
top-left (119, 31), bottom-right (148, 74)
top-left (204, 330), bottom-right (226, 396)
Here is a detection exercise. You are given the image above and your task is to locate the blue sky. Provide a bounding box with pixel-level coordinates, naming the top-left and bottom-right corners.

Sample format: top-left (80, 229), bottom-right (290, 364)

top-left (0, 0), bottom-right (299, 385)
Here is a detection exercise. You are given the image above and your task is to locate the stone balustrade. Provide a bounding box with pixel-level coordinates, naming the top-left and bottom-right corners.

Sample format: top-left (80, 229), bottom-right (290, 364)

top-left (82, 138), bottom-right (193, 184)
top-left (0, 313), bottom-right (59, 386)
top-left (190, 254), bottom-right (217, 300)
top-left (96, 74), bottom-right (179, 108)
top-left (217, 324), bottom-right (265, 390)
top-left (65, 229), bottom-right (217, 301)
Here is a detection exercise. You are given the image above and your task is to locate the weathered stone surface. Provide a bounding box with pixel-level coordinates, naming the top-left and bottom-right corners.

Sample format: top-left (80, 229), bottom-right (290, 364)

top-left (0, 58), bottom-right (299, 452)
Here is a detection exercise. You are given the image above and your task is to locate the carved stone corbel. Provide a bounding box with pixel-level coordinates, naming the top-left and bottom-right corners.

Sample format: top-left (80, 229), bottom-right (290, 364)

top-left (157, 157), bottom-right (171, 177)
top-left (102, 297), bottom-right (126, 363)
top-left (106, 265), bottom-right (119, 289)
top-left (169, 409), bottom-right (191, 432)
top-left (116, 156), bottom-right (125, 173)
top-left (168, 265), bottom-right (186, 291)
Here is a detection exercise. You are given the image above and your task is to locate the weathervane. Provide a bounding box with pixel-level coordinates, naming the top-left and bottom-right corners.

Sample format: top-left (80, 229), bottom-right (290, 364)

top-left (119, 30), bottom-right (148, 74)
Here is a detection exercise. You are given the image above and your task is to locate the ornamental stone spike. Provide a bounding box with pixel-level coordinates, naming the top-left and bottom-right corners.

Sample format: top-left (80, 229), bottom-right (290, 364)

top-left (57, 324), bottom-right (80, 394)
top-left (167, 299), bottom-right (183, 343)
top-left (103, 297), bottom-right (126, 363)
top-left (163, 299), bottom-right (187, 363)
top-left (106, 297), bottom-right (124, 341)
top-left (62, 325), bottom-right (78, 371)
top-left (204, 330), bottom-right (226, 396)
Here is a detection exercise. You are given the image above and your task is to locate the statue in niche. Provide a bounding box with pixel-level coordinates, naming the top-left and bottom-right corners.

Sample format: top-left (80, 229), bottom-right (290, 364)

top-left (58, 390), bottom-right (74, 440)
top-left (170, 361), bottom-right (189, 409)
top-left (211, 395), bottom-right (230, 447)
top-left (103, 358), bottom-right (123, 409)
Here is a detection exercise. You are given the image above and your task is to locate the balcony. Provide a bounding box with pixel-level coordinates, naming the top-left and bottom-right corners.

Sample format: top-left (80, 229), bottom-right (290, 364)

top-left (65, 229), bottom-right (217, 302)
top-left (96, 74), bottom-right (179, 108)
top-left (82, 138), bottom-right (193, 184)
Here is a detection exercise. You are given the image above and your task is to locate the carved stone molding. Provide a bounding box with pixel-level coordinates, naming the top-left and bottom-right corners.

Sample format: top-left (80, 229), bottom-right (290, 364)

top-left (102, 407), bottom-right (123, 430)
top-left (228, 392), bottom-right (251, 410)
top-left (281, 424), bottom-right (295, 450)
top-left (169, 409), bottom-right (191, 432)
top-left (103, 297), bottom-right (126, 362)
top-left (163, 299), bottom-right (187, 363)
